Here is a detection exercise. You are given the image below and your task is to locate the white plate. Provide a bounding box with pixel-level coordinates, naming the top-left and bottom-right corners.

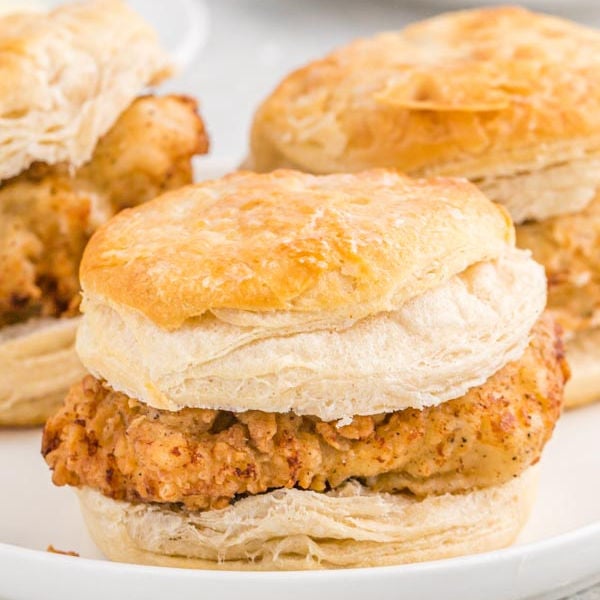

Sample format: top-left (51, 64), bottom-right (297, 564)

top-left (0, 399), bottom-right (599, 600)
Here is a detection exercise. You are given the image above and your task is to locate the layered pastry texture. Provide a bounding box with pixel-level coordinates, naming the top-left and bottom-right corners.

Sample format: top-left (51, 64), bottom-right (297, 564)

top-left (0, 0), bottom-right (172, 181)
top-left (246, 6), bottom-right (600, 406)
top-left (43, 170), bottom-right (568, 569)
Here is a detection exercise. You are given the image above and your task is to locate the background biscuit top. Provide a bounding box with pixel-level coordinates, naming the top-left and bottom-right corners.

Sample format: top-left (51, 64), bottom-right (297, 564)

top-left (249, 7), bottom-right (600, 177)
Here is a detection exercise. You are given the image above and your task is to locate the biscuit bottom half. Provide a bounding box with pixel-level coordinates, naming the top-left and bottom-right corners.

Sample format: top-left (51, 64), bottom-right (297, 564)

top-left (76, 468), bottom-right (538, 570)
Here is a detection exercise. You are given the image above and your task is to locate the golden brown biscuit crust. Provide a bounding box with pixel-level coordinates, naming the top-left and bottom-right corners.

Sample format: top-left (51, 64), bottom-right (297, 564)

top-left (249, 7), bottom-right (600, 177)
top-left (80, 169), bottom-right (514, 330)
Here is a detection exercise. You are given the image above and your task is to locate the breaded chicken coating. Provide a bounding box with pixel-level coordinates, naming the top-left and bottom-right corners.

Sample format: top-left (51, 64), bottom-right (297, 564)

top-left (517, 190), bottom-right (600, 337)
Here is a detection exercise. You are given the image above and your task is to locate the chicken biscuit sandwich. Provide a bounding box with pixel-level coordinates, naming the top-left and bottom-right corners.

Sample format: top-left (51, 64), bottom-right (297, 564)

top-left (247, 7), bottom-right (598, 407)
top-left (0, 0), bottom-right (208, 425)
top-left (43, 169), bottom-right (567, 569)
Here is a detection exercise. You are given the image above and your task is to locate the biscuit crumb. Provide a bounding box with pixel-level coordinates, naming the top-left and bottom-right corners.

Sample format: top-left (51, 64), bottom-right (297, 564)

top-left (46, 545), bottom-right (79, 557)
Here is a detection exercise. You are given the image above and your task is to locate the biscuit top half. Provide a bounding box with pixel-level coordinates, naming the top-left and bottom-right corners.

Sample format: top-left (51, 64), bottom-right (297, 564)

top-left (0, 0), bottom-right (171, 182)
top-left (80, 169), bottom-right (514, 330)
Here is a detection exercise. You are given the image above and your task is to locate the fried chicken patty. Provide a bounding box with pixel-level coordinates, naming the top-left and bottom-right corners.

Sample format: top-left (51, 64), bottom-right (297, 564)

top-left (0, 95), bottom-right (208, 327)
top-left (517, 190), bottom-right (600, 337)
top-left (42, 315), bottom-right (567, 510)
